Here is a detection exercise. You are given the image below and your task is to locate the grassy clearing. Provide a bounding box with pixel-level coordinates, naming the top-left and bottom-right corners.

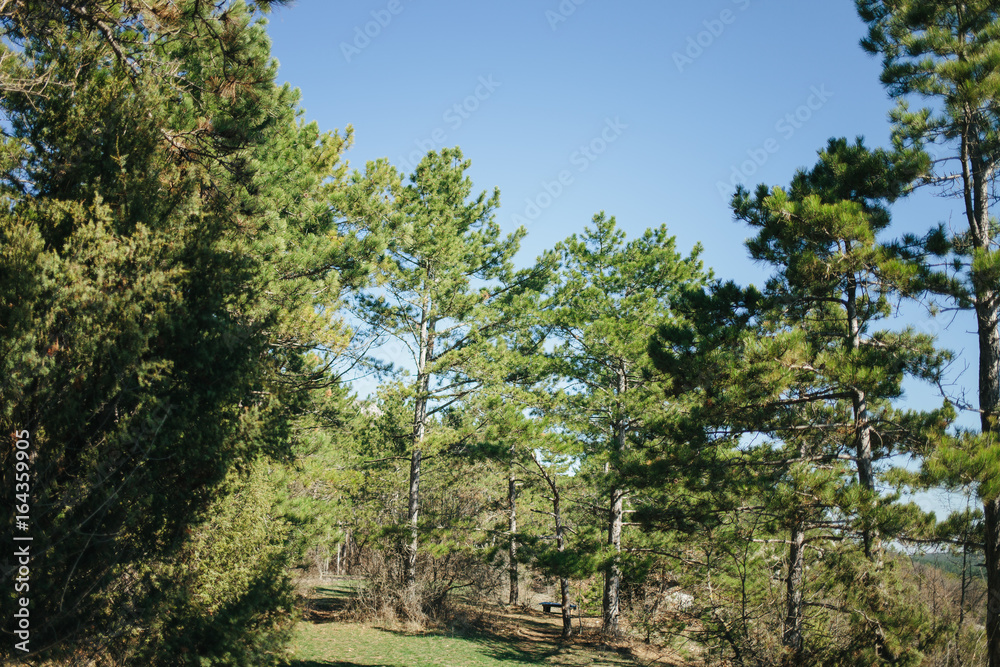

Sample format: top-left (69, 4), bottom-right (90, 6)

top-left (289, 577), bottom-right (682, 666)
top-left (289, 621), bottom-right (642, 667)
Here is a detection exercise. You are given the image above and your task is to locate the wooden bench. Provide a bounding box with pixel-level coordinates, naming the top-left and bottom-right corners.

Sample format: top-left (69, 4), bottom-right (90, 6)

top-left (539, 602), bottom-right (577, 614)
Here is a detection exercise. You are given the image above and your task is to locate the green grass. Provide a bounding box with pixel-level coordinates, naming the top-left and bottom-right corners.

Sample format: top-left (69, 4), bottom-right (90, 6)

top-left (289, 621), bottom-right (641, 667)
top-left (289, 578), bottom-right (656, 666)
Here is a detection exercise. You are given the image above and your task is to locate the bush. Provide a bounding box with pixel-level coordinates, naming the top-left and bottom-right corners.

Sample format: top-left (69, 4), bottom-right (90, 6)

top-left (128, 462), bottom-right (300, 667)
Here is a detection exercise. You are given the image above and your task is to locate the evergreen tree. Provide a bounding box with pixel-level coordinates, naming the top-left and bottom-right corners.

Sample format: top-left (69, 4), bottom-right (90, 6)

top-left (546, 213), bottom-right (706, 635)
top-left (0, 2), bottom-right (378, 661)
top-left (527, 437), bottom-right (582, 639)
top-left (353, 147), bottom-right (547, 590)
top-left (732, 138), bottom-right (950, 664)
top-left (646, 139), bottom-right (952, 663)
top-left (858, 4), bottom-right (1000, 663)
top-left (733, 137), bottom-right (940, 561)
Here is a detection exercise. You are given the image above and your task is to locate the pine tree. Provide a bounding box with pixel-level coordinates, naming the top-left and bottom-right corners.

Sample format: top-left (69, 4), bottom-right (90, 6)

top-left (857, 4), bottom-right (1000, 663)
top-left (528, 439), bottom-right (580, 639)
top-left (732, 138), bottom-right (950, 663)
top-left (546, 213), bottom-right (706, 635)
top-left (353, 147), bottom-right (547, 590)
top-left (645, 139), bottom-right (952, 663)
top-left (733, 137), bottom-right (938, 558)
top-left (0, 2), bottom-right (378, 661)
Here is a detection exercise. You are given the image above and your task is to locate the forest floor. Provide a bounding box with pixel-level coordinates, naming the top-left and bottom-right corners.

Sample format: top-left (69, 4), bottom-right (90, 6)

top-left (288, 576), bottom-right (689, 667)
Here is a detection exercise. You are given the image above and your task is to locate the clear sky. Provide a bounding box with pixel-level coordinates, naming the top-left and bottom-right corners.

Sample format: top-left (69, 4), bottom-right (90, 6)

top-left (263, 1), bottom-right (907, 278)
top-left (263, 1), bottom-right (980, 513)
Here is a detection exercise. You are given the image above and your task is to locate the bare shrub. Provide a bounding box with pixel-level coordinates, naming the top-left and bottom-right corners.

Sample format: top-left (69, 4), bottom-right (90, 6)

top-left (348, 542), bottom-right (505, 628)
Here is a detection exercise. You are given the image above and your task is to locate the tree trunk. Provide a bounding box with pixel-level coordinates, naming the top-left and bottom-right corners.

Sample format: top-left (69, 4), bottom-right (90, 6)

top-left (560, 573), bottom-right (573, 639)
top-left (969, 134), bottom-right (1000, 667)
top-left (782, 519), bottom-right (805, 665)
top-left (981, 294), bottom-right (1000, 667)
top-left (603, 365), bottom-right (628, 636)
top-left (508, 451), bottom-right (519, 605)
top-left (405, 447), bottom-right (422, 587)
top-left (853, 387), bottom-right (878, 559)
top-left (555, 485), bottom-right (572, 639)
top-left (405, 302), bottom-right (433, 588)
top-left (603, 485), bottom-right (623, 635)
top-left (986, 497), bottom-right (1000, 667)
top-left (846, 273), bottom-right (879, 561)
top-left (535, 451), bottom-right (573, 639)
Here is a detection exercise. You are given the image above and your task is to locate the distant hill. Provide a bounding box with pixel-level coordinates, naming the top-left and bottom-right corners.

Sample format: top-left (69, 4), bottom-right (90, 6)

top-left (911, 551), bottom-right (987, 581)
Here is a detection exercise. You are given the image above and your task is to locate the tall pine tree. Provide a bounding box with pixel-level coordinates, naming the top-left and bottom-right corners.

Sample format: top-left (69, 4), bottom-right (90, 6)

top-left (546, 213), bottom-right (706, 635)
top-left (0, 2), bottom-right (379, 661)
top-left (353, 147), bottom-right (547, 590)
top-left (858, 4), bottom-right (1000, 663)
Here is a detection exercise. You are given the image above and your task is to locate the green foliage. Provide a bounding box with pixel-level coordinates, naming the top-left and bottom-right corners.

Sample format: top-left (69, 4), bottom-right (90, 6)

top-left (858, 5), bottom-right (1000, 663)
top-left (355, 147), bottom-right (548, 412)
top-left (539, 213), bottom-right (707, 631)
top-left (546, 212), bottom-right (707, 459)
top-left (0, 2), bottom-right (376, 662)
top-left (349, 146), bottom-right (552, 596)
top-left (639, 138), bottom-right (956, 663)
top-left (133, 463), bottom-right (299, 667)
top-left (1, 2), bottom-right (994, 664)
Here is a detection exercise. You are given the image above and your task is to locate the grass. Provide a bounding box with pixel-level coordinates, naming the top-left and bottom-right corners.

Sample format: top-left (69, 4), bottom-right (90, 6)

top-left (288, 577), bottom-right (676, 666)
top-left (289, 621), bottom-right (642, 667)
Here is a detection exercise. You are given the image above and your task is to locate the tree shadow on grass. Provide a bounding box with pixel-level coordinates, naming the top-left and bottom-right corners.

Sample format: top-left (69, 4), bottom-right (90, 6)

top-left (290, 661), bottom-right (394, 667)
top-left (471, 635), bottom-right (565, 664)
top-left (374, 620), bottom-right (567, 665)
top-left (302, 582), bottom-right (359, 623)
top-left (472, 613), bottom-right (640, 666)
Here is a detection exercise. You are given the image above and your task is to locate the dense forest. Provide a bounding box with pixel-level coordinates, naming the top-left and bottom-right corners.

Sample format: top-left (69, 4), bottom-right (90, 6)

top-left (1, 1), bottom-right (999, 666)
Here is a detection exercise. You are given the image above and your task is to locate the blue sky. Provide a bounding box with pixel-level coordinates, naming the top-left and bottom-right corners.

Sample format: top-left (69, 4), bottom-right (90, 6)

top-left (264, 1), bottom-right (981, 511)
top-left (264, 1), bottom-right (908, 274)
